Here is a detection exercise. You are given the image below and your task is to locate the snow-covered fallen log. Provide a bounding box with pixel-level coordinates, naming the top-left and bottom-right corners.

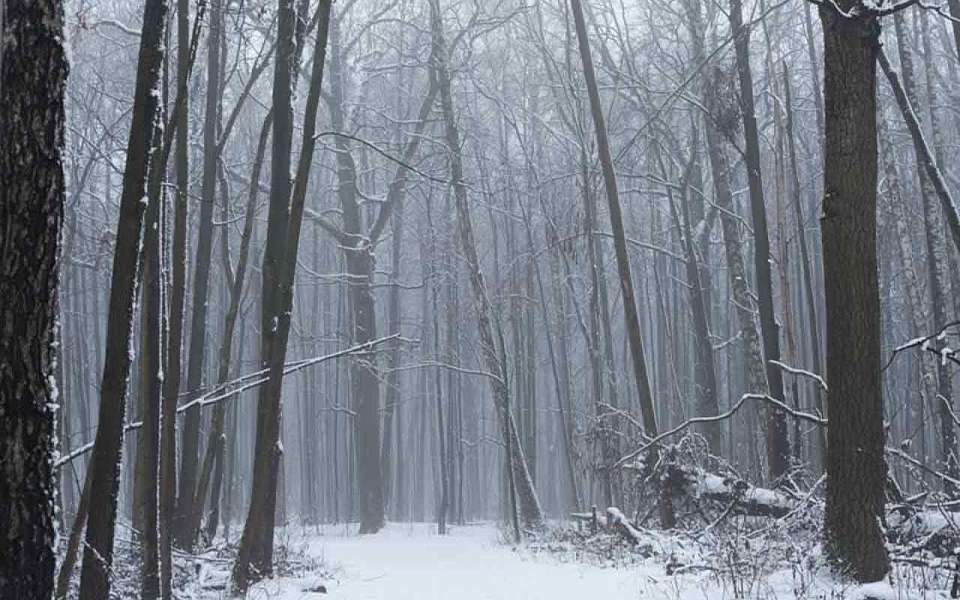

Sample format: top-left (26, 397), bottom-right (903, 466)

top-left (605, 507), bottom-right (644, 545)
top-left (666, 464), bottom-right (796, 518)
top-left (887, 506), bottom-right (960, 557)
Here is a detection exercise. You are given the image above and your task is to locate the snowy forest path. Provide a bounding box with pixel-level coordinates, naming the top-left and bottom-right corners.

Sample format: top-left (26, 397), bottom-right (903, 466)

top-left (245, 522), bottom-right (646, 599)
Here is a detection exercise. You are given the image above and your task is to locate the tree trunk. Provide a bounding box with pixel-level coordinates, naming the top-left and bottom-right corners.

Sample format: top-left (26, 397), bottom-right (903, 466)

top-left (232, 0), bottom-right (331, 590)
top-left (883, 18), bottom-right (960, 488)
top-left (0, 1), bottom-right (67, 595)
top-left (192, 114), bottom-right (272, 545)
top-left (430, 0), bottom-right (544, 529)
top-left (135, 120), bottom-right (166, 600)
top-left (781, 64), bottom-right (826, 462)
top-left (819, 2), bottom-right (889, 582)
top-left (176, 0), bottom-right (222, 548)
top-left (728, 0), bottom-right (790, 480)
top-left (569, 0), bottom-right (657, 442)
top-left (77, 0), bottom-right (168, 596)
top-left (160, 0), bottom-right (191, 594)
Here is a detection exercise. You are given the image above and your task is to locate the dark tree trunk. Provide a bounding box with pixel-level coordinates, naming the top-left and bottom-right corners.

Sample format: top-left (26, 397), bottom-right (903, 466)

top-left (819, 2), bottom-right (890, 582)
top-left (135, 121), bottom-right (165, 600)
top-left (569, 0), bottom-right (657, 441)
top-left (232, 0), bottom-right (331, 590)
top-left (231, 0), bottom-right (297, 584)
top-left (0, 1), bottom-right (67, 596)
top-left (160, 0), bottom-right (191, 594)
top-left (177, 0), bottom-right (222, 548)
top-left (78, 0), bottom-right (168, 597)
top-left (195, 115), bottom-right (272, 545)
top-left (728, 0), bottom-right (790, 480)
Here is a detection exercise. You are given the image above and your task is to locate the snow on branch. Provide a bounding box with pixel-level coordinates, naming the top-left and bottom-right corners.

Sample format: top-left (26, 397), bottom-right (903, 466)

top-left (55, 334), bottom-right (400, 469)
top-left (614, 393), bottom-right (826, 469)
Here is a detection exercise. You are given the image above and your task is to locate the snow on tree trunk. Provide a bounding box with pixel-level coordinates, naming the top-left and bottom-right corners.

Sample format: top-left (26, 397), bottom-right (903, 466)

top-left (0, 0), bottom-right (68, 596)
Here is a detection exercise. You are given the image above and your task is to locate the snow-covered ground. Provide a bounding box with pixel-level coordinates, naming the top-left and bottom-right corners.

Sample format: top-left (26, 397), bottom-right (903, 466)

top-left (187, 522), bottom-right (946, 599)
top-left (235, 522), bottom-right (646, 599)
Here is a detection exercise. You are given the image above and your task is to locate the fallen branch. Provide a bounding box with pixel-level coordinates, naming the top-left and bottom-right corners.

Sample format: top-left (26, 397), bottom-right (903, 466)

top-left (614, 393), bottom-right (826, 469)
top-left (55, 335), bottom-right (398, 469)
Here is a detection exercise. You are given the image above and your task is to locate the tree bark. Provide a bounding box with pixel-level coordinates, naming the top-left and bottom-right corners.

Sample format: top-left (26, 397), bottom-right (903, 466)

top-left (819, 2), bottom-right (889, 582)
top-left (160, 0), bottom-right (191, 594)
top-left (0, 1), bottom-right (67, 595)
top-left (135, 118), bottom-right (166, 600)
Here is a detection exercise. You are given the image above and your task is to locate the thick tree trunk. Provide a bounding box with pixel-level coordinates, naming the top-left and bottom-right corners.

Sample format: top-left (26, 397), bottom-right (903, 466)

top-left (0, 1), bottom-right (67, 595)
top-left (819, 2), bottom-right (890, 582)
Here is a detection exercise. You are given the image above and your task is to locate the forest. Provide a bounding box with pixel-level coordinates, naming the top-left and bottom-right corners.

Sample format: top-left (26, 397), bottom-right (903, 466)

top-left (4, 0), bottom-right (960, 598)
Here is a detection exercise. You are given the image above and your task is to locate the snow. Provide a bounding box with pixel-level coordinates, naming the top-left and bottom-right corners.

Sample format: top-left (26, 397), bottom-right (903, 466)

top-left (212, 522), bottom-right (647, 600)
top-left (185, 522), bottom-right (955, 599)
top-left (303, 522), bottom-right (642, 600)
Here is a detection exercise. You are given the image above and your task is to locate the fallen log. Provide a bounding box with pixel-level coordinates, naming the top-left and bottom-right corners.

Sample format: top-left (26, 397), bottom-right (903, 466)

top-left (887, 506), bottom-right (960, 557)
top-left (606, 507), bottom-right (643, 545)
top-left (667, 464), bottom-right (796, 518)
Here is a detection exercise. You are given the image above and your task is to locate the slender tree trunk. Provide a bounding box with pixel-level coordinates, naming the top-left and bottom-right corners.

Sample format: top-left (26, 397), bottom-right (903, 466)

top-left (0, 1), bottom-right (67, 595)
top-left (160, 0), bottom-right (191, 593)
top-left (882, 21), bottom-right (960, 488)
top-left (232, 0), bottom-right (298, 588)
top-left (135, 115), bottom-right (167, 600)
top-left (569, 0), bottom-right (657, 442)
top-left (177, 0), bottom-right (222, 547)
top-left (192, 114), bottom-right (272, 544)
top-left (819, 2), bottom-right (889, 582)
top-left (782, 64), bottom-right (826, 461)
top-left (728, 0), bottom-right (790, 480)
top-left (78, 0), bottom-right (168, 597)
top-left (232, 0), bottom-right (331, 590)
top-left (659, 134), bottom-right (720, 454)
top-left (430, 0), bottom-right (544, 529)
top-left (381, 199), bottom-right (404, 518)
